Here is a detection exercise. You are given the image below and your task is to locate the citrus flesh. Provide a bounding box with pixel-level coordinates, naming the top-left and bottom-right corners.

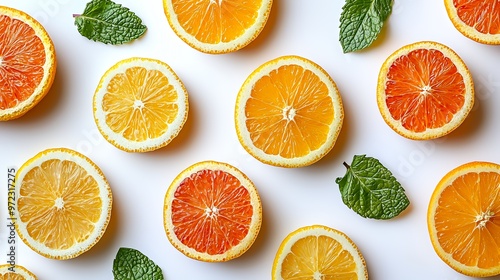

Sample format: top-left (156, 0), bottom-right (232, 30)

top-left (377, 41), bottom-right (474, 140)
top-left (163, 0), bottom-right (273, 53)
top-left (235, 55), bottom-right (343, 168)
top-left (164, 161), bottom-right (262, 262)
top-left (0, 6), bottom-right (56, 120)
top-left (272, 225), bottom-right (368, 280)
top-left (444, 0), bottom-right (500, 44)
top-left (93, 57), bottom-right (189, 152)
top-left (14, 148), bottom-right (112, 260)
top-left (0, 265), bottom-right (36, 280)
top-left (428, 161), bottom-right (500, 277)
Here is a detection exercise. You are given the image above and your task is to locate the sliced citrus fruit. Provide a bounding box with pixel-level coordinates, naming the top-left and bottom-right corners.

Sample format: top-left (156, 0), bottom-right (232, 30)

top-left (0, 264), bottom-right (36, 280)
top-left (428, 161), bottom-right (500, 277)
top-left (444, 0), bottom-right (500, 44)
top-left (377, 41), bottom-right (474, 140)
top-left (93, 57), bottom-right (189, 152)
top-left (13, 148), bottom-right (112, 260)
top-left (163, 0), bottom-right (273, 54)
top-left (0, 6), bottom-right (56, 121)
top-left (235, 55), bottom-right (344, 168)
top-left (272, 225), bottom-right (368, 280)
top-left (164, 160), bottom-right (262, 262)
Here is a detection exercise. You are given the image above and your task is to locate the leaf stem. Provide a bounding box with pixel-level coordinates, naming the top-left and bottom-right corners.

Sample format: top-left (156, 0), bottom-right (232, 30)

top-left (343, 162), bottom-right (350, 169)
top-left (73, 14), bottom-right (81, 18)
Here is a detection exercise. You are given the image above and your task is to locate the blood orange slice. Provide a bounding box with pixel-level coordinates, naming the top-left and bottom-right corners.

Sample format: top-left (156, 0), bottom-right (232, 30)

top-left (444, 0), bottom-right (500, 44)
top-left (0, 6), bottom-right (56, 120)
top-left (377, 41), bottom-right (474, 140)
top-left (164, 161), bottom-right (262, 262)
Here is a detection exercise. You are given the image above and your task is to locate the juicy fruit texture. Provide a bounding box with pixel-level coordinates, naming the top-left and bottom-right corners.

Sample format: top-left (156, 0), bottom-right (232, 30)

top-left (0, 264), bottom-right (37, 280)
top-left (444, 0), bottom-right (500, 44)
top-left (0, 6), bottom-right (56, 121)
top-left (235, 55), bottom-right (344, 168)
top-left (13, 148), bottom-right (112, 260)
top-left (428, 161), bottom-right (500, 277)
top-left (163, 0), bottom-right (273, 53)
top-left (164, 161), bottom-right (262, 262)
top-left (377, 41), bottom-right (474, 140)
top-left (272, 225), bottom-right (368, 280)
top-left (93, 57), bottom-right (189, 152)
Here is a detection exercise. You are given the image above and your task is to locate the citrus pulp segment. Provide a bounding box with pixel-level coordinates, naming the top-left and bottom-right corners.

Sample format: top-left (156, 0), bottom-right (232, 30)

top-left (272, 225), bottom-right (368, 280)
top-left (377, 41), bottom-right (474, 140)
top-left (0, 264), bottom-right (37, 280)
top-left (164, 161), bottom-right (262, 262)
top-left (235, 55), bottom-right (344, 168)
top-left (93, 57), bottom-right (189, 152)
top-left (163, 0), bottom-right (273, 53)
top-left (428, 161), bottom-right (500, 277)
top-left (13, 148), bottom-right (112, 260)
top-left (444, 0), bottom-right (500, 44)
top-left (0, 6), bottom-right (56, 121)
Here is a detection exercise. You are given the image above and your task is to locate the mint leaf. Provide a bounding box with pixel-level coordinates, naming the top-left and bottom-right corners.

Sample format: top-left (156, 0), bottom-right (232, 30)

top-left (74, 0), bottom-right (147, 45)
top-left (339, 0), bottom-right (392, 53)
top-left (335, 155), bottom-right (409, 219)
top-left (113, 247), bottom-right (163, 280)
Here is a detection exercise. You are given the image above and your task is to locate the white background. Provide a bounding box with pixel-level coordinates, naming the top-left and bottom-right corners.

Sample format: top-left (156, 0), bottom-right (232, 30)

top-left (1, 0), bottom-right (500, 279)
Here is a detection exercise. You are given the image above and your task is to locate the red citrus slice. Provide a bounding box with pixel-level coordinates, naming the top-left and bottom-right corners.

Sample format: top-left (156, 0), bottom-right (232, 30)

top-left (164, 161), bottom-right (262, 262)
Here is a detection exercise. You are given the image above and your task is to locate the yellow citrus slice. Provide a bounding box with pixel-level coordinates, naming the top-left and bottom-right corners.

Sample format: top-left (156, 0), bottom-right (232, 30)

top-left (163, 0), bottom-right (273, 54)
top-left (272, 225), bottom-right (368, 280)
top-left (13, 148), bottom-right (112, 260)
top-left (235, 55), bottom-right (344, 168)
top-left (164, 161), bottom-right (262, 262)
top-left (377, 41), bottom-right (474, 140)
top-left (0, 6), bottom-right (56, 121)
top-left (444, 0), bottom-right (500, 44)
top-left (428, 161), bottom-right (500, 277)
top-left (93, 57), bottom-right (189, 152)
top-left (0, 264), bottom-right (36, 280)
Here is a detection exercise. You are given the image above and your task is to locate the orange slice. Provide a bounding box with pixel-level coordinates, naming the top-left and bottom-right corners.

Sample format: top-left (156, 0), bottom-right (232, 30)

top-left (0, 6), bottom-right (56, 121)
top-left (164, 161), bottom-right (262, 262)
top-left (272, 225), bottom-right (368, 280)
top-left (0, 264), bottom-right (36, 280)
top-left (93, 57), bottom-right (189, 152)
top-left (377, 41), bottom-right (474, 140)
top-left (13, 148), bottom-right (112, 260)
top-left (444, 0), bottom-right (500, 44)
top-left (428, 161), bottom-right (500, 277)
top-left (163, 0), bottom-right (273, 53)
top-left (235, 55), bottom-right (344, 168)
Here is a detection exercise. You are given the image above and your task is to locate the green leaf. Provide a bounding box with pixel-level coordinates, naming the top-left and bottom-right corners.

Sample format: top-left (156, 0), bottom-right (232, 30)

top-left (74, 0), bottom-right (147, 45)
top-left (335, 155), bottom-right (410, 219)
top-left (113, 247), bottom-right (164, 280)
top-left (339, 0), bottom-right (392, 53)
